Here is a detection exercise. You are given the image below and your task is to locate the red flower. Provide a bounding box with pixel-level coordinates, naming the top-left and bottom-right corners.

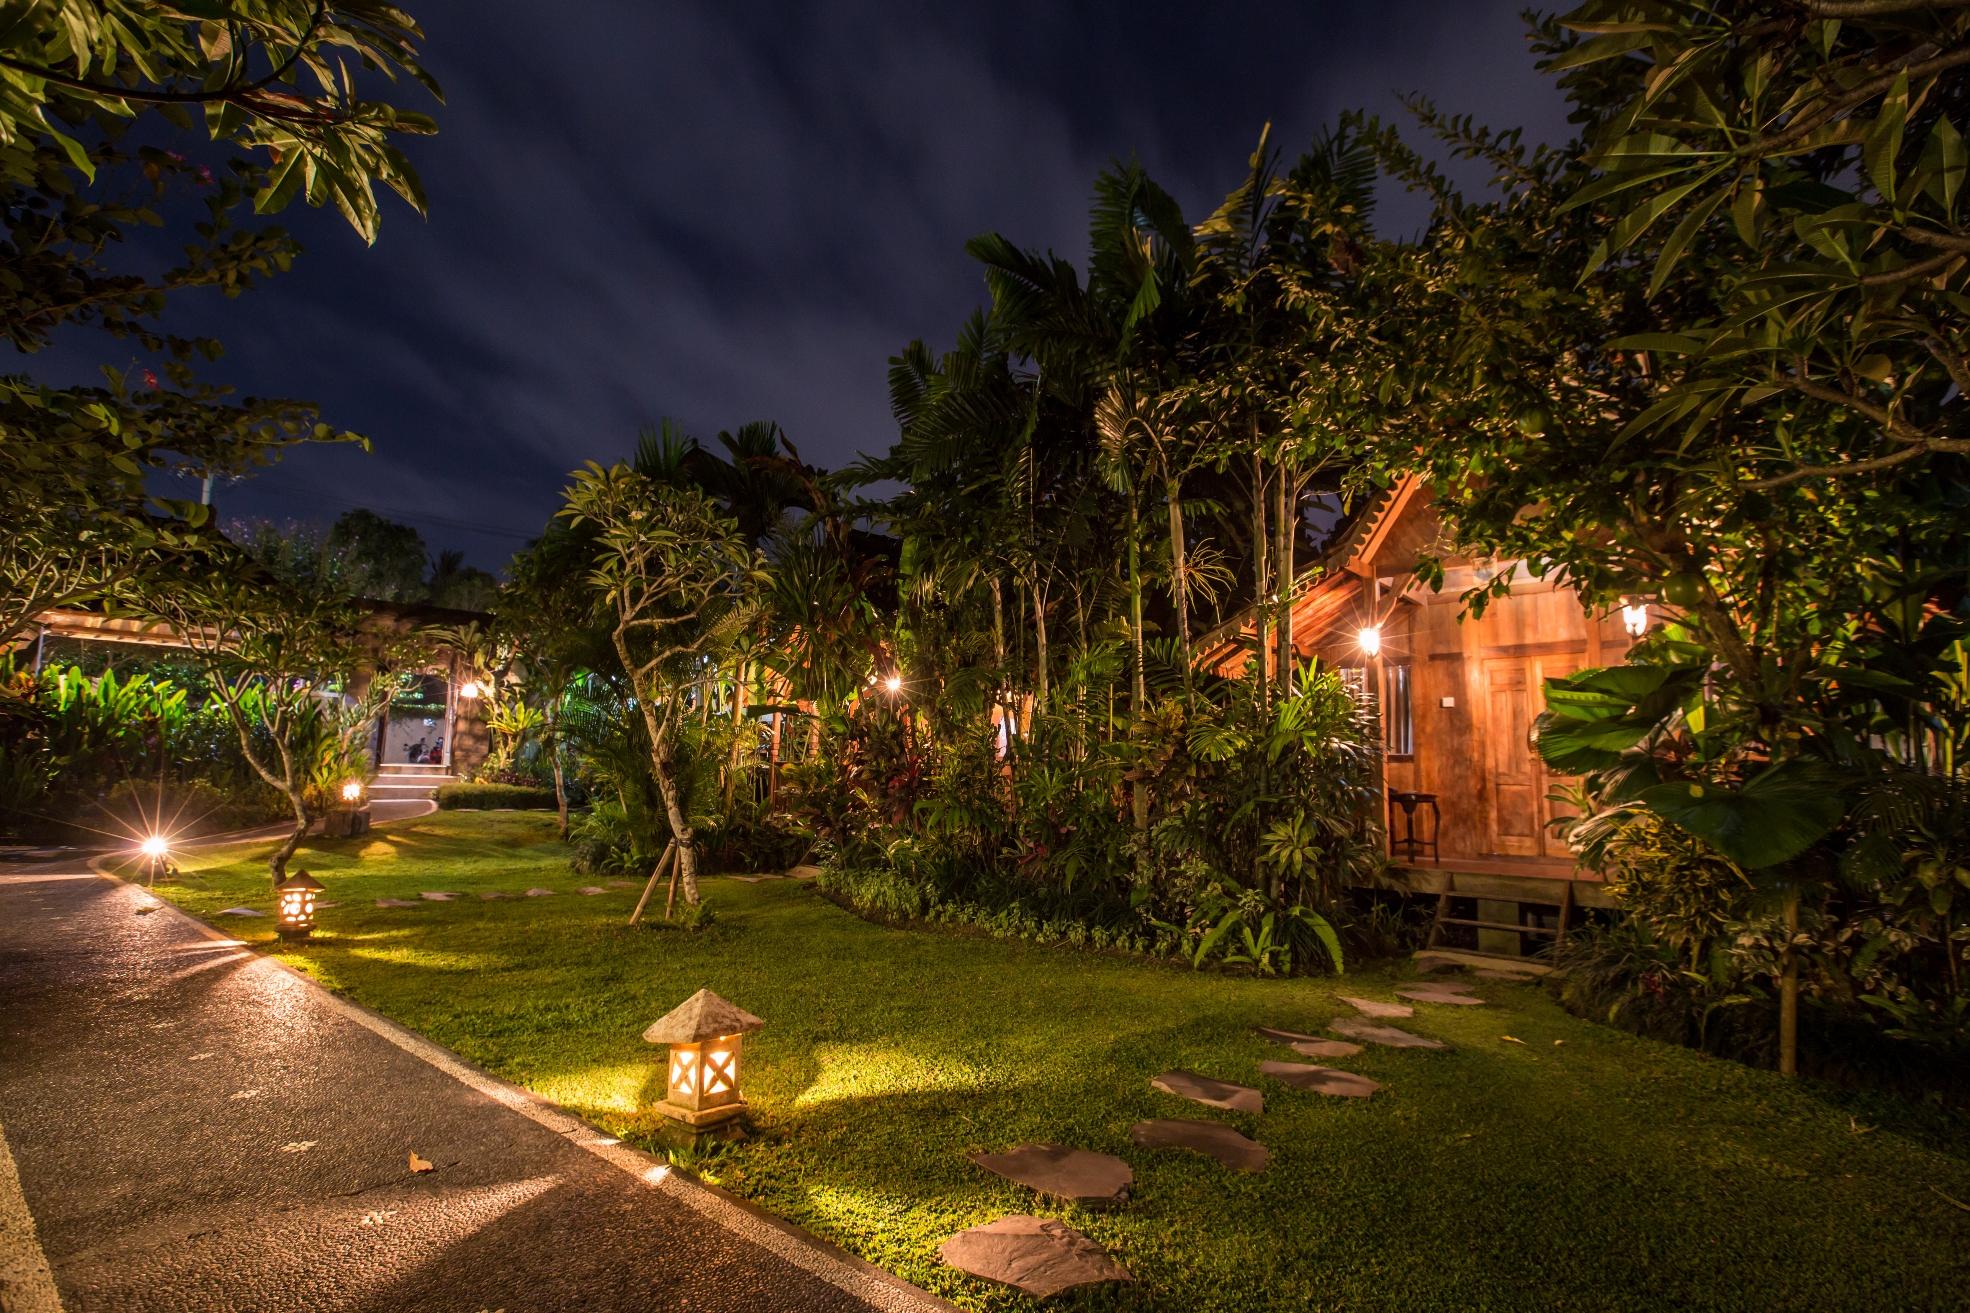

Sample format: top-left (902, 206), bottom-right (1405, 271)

top-left (141, 369), bottom-right (159, 390)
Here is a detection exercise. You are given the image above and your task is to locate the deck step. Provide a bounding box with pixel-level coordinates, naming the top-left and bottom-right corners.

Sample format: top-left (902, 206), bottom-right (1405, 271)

top-left (1434, 917), bottom-right (1559, 936)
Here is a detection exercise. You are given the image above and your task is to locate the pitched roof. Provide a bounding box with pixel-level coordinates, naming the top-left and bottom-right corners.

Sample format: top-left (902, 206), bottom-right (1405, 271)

top-left (642, 988), bottom-right (764, 1044)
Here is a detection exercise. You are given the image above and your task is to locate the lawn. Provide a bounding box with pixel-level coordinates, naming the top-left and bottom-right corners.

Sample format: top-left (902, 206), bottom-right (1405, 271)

top-left (150, 810), bottom-right (1970, 1313)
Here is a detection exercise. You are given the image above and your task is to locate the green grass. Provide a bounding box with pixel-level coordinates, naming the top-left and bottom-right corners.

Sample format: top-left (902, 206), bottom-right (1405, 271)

top-left (150, 811), bottom-right (1970, 1312)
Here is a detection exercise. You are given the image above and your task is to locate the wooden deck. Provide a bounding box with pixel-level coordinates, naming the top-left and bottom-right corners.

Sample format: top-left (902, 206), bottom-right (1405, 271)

top-left (1376, 856), bottom-right (1618, 910)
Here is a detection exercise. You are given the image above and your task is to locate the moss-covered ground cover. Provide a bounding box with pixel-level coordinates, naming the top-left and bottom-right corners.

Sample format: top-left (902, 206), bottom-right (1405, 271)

top-left (151, 811), bottom-right (1970, 1312)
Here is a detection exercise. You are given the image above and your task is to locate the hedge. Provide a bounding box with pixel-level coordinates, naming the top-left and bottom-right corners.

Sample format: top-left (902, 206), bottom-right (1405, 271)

top-left (434, 782), bottom-right (558, 811)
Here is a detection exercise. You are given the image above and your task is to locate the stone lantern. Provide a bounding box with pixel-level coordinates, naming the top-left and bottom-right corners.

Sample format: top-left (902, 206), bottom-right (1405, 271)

top-left (644, 989), bottom-right (763, 1128)
top-left (275, 870), bottom-right (325, 940)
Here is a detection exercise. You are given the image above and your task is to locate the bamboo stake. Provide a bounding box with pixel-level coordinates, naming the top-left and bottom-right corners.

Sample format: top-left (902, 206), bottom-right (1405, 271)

top-left (628, 841), bottom-right (677, 926)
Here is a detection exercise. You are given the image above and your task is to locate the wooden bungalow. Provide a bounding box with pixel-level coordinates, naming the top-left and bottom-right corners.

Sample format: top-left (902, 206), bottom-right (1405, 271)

top-left (1199, 475), bottom-right (1637, 955)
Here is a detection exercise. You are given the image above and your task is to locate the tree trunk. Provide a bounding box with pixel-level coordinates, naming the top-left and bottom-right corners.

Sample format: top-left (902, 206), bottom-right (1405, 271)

top-left (1127, 485), bottom-right (1149, 831)
top-left (1032, 581), bottom-right (1050, 711)
top-left (1250, 441), bottom-right (1269, 709)
top-left (1274, 461), bottom-right (1294, 696)
top-left (269, 786), bottom-right (309, 886)
top-left (723, 657), bottom-right (749, 811)
top-left (550, 731), bottom-right (569, 839)
top-left (1779, 886), bottom-right (1800, 1076)
top-left (652, 744), bottom-right (700, 909)
top-left (1166, 474), bottom-right (1192, 690)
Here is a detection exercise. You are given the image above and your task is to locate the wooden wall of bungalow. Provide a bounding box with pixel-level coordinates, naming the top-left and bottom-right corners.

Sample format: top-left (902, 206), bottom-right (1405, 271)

top-left (1201, 476), bottom-right (1636, 884)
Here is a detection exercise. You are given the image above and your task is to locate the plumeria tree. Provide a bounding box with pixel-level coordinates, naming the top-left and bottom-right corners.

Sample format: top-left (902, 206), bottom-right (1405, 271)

top-left (561, 464), bottom-right (764, 917)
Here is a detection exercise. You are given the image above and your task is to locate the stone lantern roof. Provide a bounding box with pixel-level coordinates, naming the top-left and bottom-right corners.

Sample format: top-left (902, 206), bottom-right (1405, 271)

top-left (642, 989), bottom-right (763, 1044)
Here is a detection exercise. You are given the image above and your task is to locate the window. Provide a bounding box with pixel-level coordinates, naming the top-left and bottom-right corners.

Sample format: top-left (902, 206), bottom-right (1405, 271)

top-left (1384, 662), bottom-right (1414, 758)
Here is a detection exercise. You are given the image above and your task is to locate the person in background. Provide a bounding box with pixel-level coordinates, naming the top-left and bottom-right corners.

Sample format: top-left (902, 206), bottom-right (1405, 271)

top-left (406, 737), bottom-right (427, 763)
top-left (426, 736), bottom-right (445, 764)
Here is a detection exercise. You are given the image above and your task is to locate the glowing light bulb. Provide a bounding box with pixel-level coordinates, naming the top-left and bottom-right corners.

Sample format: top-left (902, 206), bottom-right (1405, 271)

top-left (140, 835), bottom-right (169, 860)
top-left (1358, 625), bottom-right (1382, 657)
top-left (1621, 602), bottom-right (1649, 638)
top-left (340, 779), bottom-right (364, 803)
top-left (883, 674), bottom-right (902, 694)
top-left (458, 680), bottom-right (482, 700)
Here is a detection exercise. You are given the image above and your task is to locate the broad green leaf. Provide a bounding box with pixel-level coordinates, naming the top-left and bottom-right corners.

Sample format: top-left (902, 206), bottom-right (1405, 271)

top-left (1640, 764), bottom-right (1846, 869)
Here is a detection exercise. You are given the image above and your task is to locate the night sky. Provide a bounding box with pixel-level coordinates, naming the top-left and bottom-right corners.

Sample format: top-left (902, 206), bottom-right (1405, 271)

top-left (38, 3), bottom-right (1573, 569)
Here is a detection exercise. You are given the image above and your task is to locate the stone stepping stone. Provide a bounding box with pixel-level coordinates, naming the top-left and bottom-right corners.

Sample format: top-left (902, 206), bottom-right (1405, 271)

top-left (1130, 1118), bottom-right (1269, 1173)
top-left (938, 1215), bottom-right (1131, 1298)
top-left (971, 1143), bottom-right (1131, 1207)
top-left (1151, 1070), bottom-right (1263, 1115)
top-left (1397, 985), bottom-right (1486, 1006)
top-left (1329, 1017), bottom-right (1449, 1051)
top-left (1289, 1038), bottom-right (1364, 1059)
top-left (374, 898), bottom-right (420, 908)
top-left (1339, 995), bottom-right (1414, 1019)
top-left (787, 863), bottom-right (824, 880)
top-left (576, 886), bottom-right (609, 895)
top-left (419, 891), bottom-right (463, 901)
top-left (215, 907), bottom-right (264, 917)
top-left (479, 891), bottom-right (518, 900)
top-left (1259, 1061), bottom-right (1383, 1098)
top-left (524, 888), bottom-right (556, 897)
top-left (606, 880), bottom-right (638, 889)
top-left (1475, 967), bottom-right (1541, 981)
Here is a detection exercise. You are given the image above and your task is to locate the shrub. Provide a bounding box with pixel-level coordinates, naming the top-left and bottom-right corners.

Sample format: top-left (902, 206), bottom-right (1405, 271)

top-left (435, 781), bottom-right (557, 810)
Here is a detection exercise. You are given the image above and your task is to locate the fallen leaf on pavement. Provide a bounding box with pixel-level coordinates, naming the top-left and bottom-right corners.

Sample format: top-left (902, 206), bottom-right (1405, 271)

top-left (1553, 1040), bottom-right (1565, 1046)
top-left (1501, 1035), bottom-right (1525, 1045)
top-left (1849, 1116), bottom-right (1875, 1135)
top-left (409, 1151), bottom-right (434, 1174)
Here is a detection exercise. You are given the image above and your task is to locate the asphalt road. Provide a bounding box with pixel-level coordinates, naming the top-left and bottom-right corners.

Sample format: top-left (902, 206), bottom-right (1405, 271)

top-left (0, 865), bottom-right (949, 1313)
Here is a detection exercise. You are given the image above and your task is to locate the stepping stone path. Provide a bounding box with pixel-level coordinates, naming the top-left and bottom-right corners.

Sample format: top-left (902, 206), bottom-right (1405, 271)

top-left (1253, 1024), bottom-right (1323, 1044)
top-left (419, 891), bottom-right (463, 901)
top-left (1151, 1070), bottom-right (1263, 1115)
top-left (606, 880), bottom-right (638, 889)
top-left (1130, 1118), bottom-right (1269, 1173)
top-left (1339, 995), bottom-right (1414, 1019)
top-left (1259, 1061), bottom-right (1382, 1099)
top-left (787, 864), bottom-right (824, 880)
top-left (215, 907), bottom-right (264, 917)
top-left (970, 1143), bottom-right (1132, 1207)
top-left (1396, 985), bottom-right (1486, 1006)
top-left (1328, 1017), bottom-right (1450, 1051)
top-left (576, 886), bottom-right (609, 896)
top-left (479, 891), bottom-right (518, 900)
top-left (374, 899), bottom-right (420, 908)
top-left (524, 888), bottom-right (556, 897)
top-left (1475, 968), bottom-right (1539, 981)
top-left (938, 1215), bottom-right (1131, 1298)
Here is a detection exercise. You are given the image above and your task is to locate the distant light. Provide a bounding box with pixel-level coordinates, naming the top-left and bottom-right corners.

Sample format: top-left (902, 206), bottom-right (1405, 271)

top-left (458, 680), bottom-right (482, 700)
top-left (340, 779), bottom-right (364, 803)
top-left (140, 835), bottom-right (169, 860)
top-left (883, 674), bottom-right (902, 694)
top-left (1621, 602), bottom-right (1650, 639)
top-left (1357, 626), bottom-right (1382, 657)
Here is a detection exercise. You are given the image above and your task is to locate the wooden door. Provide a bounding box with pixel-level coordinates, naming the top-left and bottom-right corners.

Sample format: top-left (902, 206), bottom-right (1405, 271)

top-left (1482, 653), bottom-right (1583, 858)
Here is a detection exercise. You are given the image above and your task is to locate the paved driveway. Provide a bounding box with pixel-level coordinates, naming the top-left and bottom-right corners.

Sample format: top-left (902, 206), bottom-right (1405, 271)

top-left (0, 865), bottom-right (948, 1313)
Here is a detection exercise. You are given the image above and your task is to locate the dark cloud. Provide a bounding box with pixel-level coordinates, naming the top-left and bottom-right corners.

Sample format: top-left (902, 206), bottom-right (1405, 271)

top-left (27, 1), bottom-right (1572, 568)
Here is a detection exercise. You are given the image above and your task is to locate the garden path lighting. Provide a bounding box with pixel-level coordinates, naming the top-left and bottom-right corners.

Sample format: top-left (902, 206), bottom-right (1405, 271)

top-left (883, 673), bottom-right (902, 694)
top-left (644, 988), bottom-right (763, 1129)
top-left (137, 833), bottom-right (176, 886)
top-left (340, 779), bottom-right (365, 804)
top-left (275, 870), bottom-right (324, 940)
top-left (1621, 600), bottom-right (1650, 638)
top-left (1357, 625), bottom-right (1382, 657)
top-left (458, 679), bottom-right (482, 700)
